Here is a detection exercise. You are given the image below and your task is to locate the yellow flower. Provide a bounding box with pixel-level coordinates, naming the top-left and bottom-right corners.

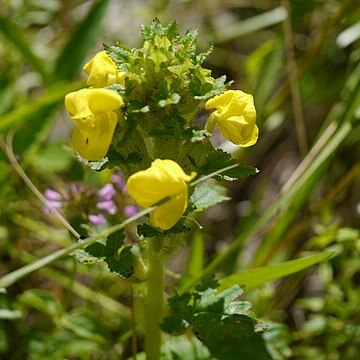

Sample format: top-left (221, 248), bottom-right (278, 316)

top-left (205, 90), bottom-right (259, 147)
top-left (65, 88), bottom-right (123, 160)
top-left (83, 50), bottom-right (126, 87)
top-left (127, 159), bottom-right (197, 230)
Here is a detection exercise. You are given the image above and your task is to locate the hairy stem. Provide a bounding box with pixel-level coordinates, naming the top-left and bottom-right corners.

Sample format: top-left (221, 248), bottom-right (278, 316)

top-left (145, 237), bottom-right (164, 360)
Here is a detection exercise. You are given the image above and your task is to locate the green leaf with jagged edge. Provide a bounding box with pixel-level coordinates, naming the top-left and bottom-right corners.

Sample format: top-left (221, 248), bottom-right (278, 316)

top-left (137, 224), bottom-right (191, 239)
top-left (82, 230), bottom-right (135, 278)
top-left (84, 229), bottom-right (125, 259)
top-left (105, 18), bottom-right (228, 127)
top-left (161, 283), bottom-right (271, 360)
top-left (105, 246), bottom-right (134, 278)
top-left (190, 149), bottom-right (257, 180)
top-left (189, 183), bottom-right (230, 213)
top-left (194, 75), bottom-right (229, 100)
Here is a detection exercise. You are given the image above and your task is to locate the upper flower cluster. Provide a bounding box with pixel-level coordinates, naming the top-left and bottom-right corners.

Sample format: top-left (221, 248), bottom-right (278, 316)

top-left (63, 19), bottom-right (259, 230)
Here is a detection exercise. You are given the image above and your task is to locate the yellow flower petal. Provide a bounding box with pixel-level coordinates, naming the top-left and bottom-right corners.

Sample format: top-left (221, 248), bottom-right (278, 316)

top-left (71, 111), bottom-right (118, 160)
top-left (83, 50), bottom-right (126, 87)
top-left (205, 90), bottom-right (258, 146)
top-left (64, 88), bottom-right (123, 160)
top-left (126, 159), bottom-right (196, 230)
top-left (150, 191), bottom-right (188, 230)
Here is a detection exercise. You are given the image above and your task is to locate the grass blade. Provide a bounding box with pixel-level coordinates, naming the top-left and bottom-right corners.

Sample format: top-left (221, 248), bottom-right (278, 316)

top-left (218, 251), bottom-right (334, 292)
top-left (0, 15), bottom-right (51, 83)
top-left (180, 63), bottom-right (360, 292)
top-left (0, 81), bottom-right (85, 131)
top-left (54, 0), bottom-right (110, 80)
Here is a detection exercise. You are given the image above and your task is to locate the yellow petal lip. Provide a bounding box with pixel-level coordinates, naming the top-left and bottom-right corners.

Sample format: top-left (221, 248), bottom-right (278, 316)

top-left (205, 90), bottom-right (259, 147)
top-left (126, 159), bottom-right (196, 230)
top-left (64, 88), bottom-right (123, 160)
top-left (83, 50), bottom-right (126, 87)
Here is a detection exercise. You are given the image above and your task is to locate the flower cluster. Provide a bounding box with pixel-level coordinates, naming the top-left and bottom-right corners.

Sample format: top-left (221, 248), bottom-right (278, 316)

top-left (63, 20), bottom-right (259, 230)
top-left (44, 172), bottom-right (136, 227)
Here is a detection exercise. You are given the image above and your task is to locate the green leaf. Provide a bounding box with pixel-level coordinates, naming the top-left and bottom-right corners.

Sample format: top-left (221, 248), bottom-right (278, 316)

top-left (198, 149), bottom-right (257, 180)
top-left (137, 223), bottom-right (191, 239)
top-left (106, 230), bottom-right (125, 254)
top-left (83, 229), bottom-right (126, 273)
top-left (193, 313), bottom-right (270, 360)
top-left (162, 284), bottom-right (270, 359)
top-left (0, 15), bottom-right (51, 83)
top-left (218, 251), bottom-right (334, 292)
top-left (190, 183), bottom-right (230, 212)
top-left (161, 316), bottom-right (190, 335)
top-left (18, 289), bottom-right (61, 317)
top-left (85, 229), bottom-right (124, 259)
top-left (62, 308), bottom-right (110, 343)
top-left (0, 81), bottom-right (85, 131)
top-left (30, 143), bottom-right (73, 174)
top-left (54, 0), bottom-right (110, 80)
top-left (161, 335), bottom-right (213, 360)
top-left (105, 245), bottom-right (134, 278)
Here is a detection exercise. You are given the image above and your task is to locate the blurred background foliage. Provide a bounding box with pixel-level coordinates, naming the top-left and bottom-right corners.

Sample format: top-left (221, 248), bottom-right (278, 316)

top-left (0, 0), bottom-right (360, 359)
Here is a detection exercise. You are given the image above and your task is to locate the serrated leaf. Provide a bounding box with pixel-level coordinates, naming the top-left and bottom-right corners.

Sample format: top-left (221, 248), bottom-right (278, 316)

top-left (164, 21), bottom-right (180, 40)
top-left (199, 149), bottom-right (257, 180)
top-left (193, 313), bottom-right (270, 360)
top-left (141, 18), bottom-right (165, 40)
top-left (105, 246), bottom-right (134, 278)
top-left (84, 242), bottom-right (108, 258)
top-left (194, 75), bottom-right (229, 100)
top-left (163, 283), bottom-right (270, 359)
top-left (218, 251), bottom-right (334, 292)
top-left (106, 230), bottom-right (125, 253)
top-left (190, 183), bottom-right (230, 212)
top-left (85, 230), bottom-right (124, 259)
top-left (161, 316), bottom-right (190, 335)
top-left (137, 223), bottom-right (191, 239)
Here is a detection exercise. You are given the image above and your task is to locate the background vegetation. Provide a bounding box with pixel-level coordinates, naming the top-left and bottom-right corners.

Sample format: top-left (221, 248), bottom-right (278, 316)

top-left (0, 0), bottom-right (360, 359)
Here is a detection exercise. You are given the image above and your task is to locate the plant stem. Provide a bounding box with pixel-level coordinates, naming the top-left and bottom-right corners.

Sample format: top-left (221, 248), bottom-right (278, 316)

top-left (145, 237), bottom-right (164, 360)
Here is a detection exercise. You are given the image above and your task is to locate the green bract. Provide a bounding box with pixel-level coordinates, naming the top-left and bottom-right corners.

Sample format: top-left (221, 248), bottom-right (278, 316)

top-left (102, 19), bottom-right (231, 176)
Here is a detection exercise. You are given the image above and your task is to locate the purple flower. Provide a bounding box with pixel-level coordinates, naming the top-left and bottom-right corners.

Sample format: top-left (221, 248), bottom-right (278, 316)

top-left (44, 189), bottom-right (62, 201)
top-left (97, 183), bottom-right (116, 201)
top-left (88, 214), bottom-right (106, 226)
top-left (124, 204), bottom-right (137, 218)
top-left (44, 189), bottom-right (63, 214)
top-left (112, 172), bottom-right (127, 193)
top-left (97, 200), bottom-right (117, 215)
